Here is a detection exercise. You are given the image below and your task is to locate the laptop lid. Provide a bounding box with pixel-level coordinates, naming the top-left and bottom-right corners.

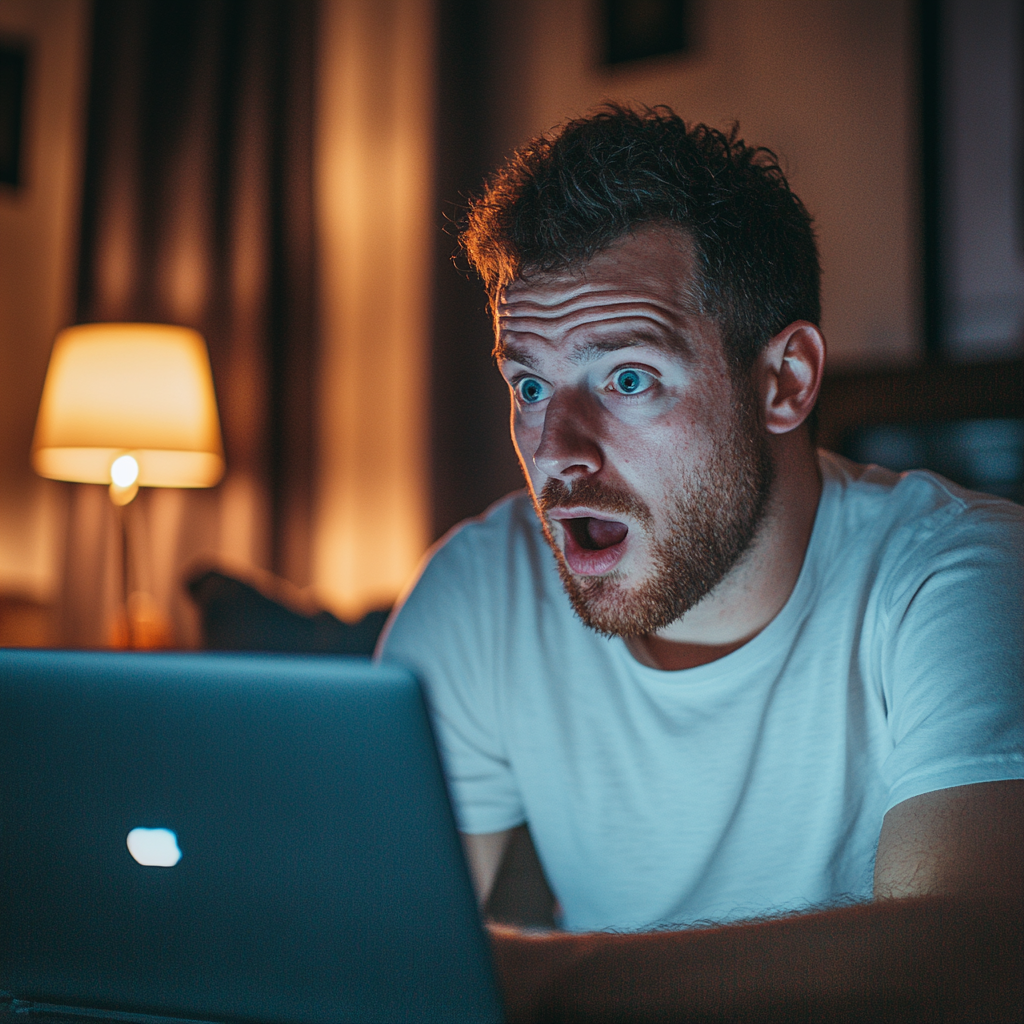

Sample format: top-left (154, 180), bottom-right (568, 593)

top-left (0, 650), bottom-right (503, 1024)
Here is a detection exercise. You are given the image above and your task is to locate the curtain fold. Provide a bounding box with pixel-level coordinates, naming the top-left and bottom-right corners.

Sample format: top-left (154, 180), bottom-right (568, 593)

top-left (63, 0), bottom-right (317, 646)
top-left (430, 0), bottom-right (521, 540)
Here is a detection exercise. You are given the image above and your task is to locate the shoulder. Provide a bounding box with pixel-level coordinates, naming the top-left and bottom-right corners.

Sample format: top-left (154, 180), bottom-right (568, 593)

top-left (818, 450), bottom-right (1022, 579)
top-left (376, 490), bottom-right (548, 656)
top-left (819, 448), bottom-right (1021, 523)
top-left (812, 451), bottom-right (1022, 669)
top-left (818, 449), bottom-right (1021, 698)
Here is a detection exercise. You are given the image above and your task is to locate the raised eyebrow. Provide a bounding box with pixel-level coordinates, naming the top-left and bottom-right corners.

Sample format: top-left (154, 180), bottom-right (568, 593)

top-left (568, 334), bottom-right (684, 365)
top-left (493, 339), bottom-right (539, 370)
top-left (495, 332), bottom-right (687, 369)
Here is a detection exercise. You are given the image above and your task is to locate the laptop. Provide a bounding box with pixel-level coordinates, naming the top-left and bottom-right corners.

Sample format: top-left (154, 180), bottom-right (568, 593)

top-left (0, 649), bottom-right (504, 1024)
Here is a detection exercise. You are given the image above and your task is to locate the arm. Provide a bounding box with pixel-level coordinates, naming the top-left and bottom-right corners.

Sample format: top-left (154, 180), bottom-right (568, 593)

top-left (463, 829), bottom-right (513, 906)
top-left (464, 826), bottom-right (557, 928)
top-left (488, 780), bottom-right (1024, 1023)
top-left (874, 780), bottom-right (1023, 900)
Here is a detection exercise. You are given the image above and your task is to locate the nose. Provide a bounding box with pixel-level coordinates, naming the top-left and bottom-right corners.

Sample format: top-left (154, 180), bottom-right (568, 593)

top-left (532, 388), bottom-right (603, 481)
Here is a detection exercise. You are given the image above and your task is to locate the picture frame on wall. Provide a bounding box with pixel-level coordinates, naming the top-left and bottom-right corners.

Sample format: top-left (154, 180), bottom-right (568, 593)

top-left (0, 39), bottom-right (27, 188)
top-left (923, 0), bottom-right (1023, 360)
top-left (603, 0), bottom-right (690, 66)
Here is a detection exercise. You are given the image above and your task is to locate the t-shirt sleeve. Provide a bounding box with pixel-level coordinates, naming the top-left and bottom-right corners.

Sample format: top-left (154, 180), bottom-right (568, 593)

top-left (375, 518), bottom-right (527, 835)
top-left (879, 497), bottom-right (1024, 813)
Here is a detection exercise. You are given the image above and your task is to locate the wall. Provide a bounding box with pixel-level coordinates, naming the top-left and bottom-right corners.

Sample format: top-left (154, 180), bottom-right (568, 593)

top-left (485, 0), bottom-right (921, 369)
top-left (0, 0), bottom-right (89, 612)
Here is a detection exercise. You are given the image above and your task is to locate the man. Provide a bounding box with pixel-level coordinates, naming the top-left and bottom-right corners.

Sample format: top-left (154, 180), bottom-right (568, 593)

top-left (379, 106), bottom-right (1022, 1020)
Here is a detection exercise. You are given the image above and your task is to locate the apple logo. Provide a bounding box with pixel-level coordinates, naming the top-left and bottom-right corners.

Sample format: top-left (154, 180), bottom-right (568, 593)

top-left (126, 827), bottom-right (182, 867)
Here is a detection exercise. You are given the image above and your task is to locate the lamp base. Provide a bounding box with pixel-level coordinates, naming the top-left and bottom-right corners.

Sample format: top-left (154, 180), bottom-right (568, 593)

top-left (108, 591), bottom-right (173, 650)
top-left (109, 480), bottom-right (139, 505)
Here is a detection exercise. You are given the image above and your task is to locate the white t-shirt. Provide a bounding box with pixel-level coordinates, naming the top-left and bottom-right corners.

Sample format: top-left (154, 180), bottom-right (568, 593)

top-left (379, 453), bottom-right (1024, 931)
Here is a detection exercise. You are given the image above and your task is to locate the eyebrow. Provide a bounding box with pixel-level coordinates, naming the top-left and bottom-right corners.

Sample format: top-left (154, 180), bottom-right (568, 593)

top-left (493, 339), bottom-right (538, 368)
top-left (494, 332), bottom-right (686, 368)
top-left (567, 334), bottom-right (684, 364)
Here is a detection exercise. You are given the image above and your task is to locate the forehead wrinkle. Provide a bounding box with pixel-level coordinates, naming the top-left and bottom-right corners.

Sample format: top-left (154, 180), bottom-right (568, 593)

top-left (498, 306), bottom-right (695, 364)
top-left (499, 277), bottom-right (622, 313)
top-left (499, 282), bottom-right (681, 319)
top-left (498, 298), bottom-right (684, 344)
top-left (495, 242), bottom-right (708, 363)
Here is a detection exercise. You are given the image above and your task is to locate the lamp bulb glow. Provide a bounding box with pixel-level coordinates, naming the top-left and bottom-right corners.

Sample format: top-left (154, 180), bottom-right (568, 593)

top-left (111, 454), bottom-right (140, 488)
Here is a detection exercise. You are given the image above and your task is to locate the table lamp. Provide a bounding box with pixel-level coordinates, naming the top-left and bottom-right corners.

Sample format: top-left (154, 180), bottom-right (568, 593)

top-left (32, 323), bottom-right (225, 646)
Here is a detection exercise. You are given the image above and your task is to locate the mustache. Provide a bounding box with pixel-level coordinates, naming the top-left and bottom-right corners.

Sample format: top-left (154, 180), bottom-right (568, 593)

top-left (538, 478), bottom-right (653, 527)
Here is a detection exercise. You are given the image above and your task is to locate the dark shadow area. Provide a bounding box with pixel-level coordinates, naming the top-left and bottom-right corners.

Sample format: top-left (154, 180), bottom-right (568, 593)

top-left (187, 567), bottom-right (388, 655)
top-left (484, 823), bottom-right (558, 930)
top-left (818, 358), bottom-right (1023, 501)
top-left (430, 0), bottom-right (523, 541)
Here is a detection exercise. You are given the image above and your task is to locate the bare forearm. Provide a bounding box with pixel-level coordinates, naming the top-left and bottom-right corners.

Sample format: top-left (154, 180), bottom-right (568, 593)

top-left (490, 896), bottom-right (1023, 1023)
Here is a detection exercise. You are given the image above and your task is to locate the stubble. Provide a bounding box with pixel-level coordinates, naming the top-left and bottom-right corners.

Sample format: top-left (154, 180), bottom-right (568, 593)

top-left (533, 388), bottom-right (774, 637)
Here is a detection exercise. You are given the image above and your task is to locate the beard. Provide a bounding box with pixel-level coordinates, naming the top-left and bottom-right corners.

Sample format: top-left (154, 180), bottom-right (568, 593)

top-left (532, 390), bottom-right (774, 638)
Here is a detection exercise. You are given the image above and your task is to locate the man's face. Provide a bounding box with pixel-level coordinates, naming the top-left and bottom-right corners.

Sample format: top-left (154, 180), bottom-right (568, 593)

top-left (496, 225), bottom-right (774, 637)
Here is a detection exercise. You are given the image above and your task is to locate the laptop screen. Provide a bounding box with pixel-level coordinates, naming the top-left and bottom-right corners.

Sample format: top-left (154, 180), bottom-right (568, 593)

top-left (0, 650), bottom-right (503, 1024)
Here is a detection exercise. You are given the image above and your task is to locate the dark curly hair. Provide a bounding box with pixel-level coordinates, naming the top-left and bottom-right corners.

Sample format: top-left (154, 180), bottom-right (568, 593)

top-left (461, 104), bottom-right (820, 374)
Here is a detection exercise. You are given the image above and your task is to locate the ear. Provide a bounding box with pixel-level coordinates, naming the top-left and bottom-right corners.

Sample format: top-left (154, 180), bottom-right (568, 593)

top-left (757, 321), bottom-right (826, 435)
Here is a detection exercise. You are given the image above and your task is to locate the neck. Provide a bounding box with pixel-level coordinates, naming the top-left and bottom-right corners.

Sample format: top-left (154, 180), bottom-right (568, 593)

top-left (625, 430), bottom-right (822, 671)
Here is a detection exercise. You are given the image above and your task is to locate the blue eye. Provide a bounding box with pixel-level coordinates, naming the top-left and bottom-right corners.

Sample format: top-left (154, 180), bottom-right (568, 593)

top-left (612, 368), bottom-right (652, 395)
top-left (517, 377), bottom-right (546, 403)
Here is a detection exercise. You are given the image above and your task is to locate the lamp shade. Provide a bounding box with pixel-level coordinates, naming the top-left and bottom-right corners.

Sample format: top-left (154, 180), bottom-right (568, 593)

top-left (32, 323), bottom-right (225, 488)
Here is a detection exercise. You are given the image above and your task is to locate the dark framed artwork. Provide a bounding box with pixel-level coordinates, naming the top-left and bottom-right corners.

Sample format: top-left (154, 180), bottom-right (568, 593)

top-left (920, 0), bottom-right (1023, 360)
top-left (0, 40), bottom-right (27, 187)
top-left (603, 0), bottom-right (690, 66)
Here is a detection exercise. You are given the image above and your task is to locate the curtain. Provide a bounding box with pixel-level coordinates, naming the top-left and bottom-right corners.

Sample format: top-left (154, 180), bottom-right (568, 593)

top-left (430, 0), bottom-right (521, 540)
top-left (62, 0), bottom-right (317, 646)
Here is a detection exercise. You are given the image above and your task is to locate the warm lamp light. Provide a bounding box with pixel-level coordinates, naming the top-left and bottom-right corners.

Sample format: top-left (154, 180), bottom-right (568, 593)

top-left (32, 323), bottom-right (225, 493)
top-left (32, 323), bottom-right (225, 649)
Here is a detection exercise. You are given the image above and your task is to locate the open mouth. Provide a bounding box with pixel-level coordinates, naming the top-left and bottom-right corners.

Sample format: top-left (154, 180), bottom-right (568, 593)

top-left (565, 516), bottom-right (629, 551)
top-left (554, 515), bottom-right (630, 576)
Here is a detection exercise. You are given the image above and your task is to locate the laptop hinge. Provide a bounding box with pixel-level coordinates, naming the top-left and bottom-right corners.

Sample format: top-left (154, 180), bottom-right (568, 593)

top-left (0, 994), bottom-right (223, 1024)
